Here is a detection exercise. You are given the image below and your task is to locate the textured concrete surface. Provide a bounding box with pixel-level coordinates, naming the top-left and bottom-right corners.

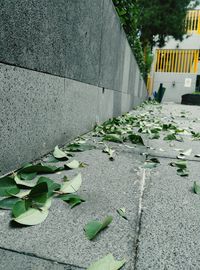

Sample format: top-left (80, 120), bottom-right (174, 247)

top-left (0, 0), bottom-right (147, 174)
top-left (0, 64), bottom-right (100, 175)
top-left (131, 103), bottom-right (200, 269)
top-left (1, 102), bottom-right (200, 269)
top-left (0, 0), bottom-right (103, 85)
top-left (0, 0), bottom-right (146, 96)
top-left (0, 147), bottom-right (145, 269)
top-left (0, 248), bottom-right (83, 270)
top-left (135, 158), bottom-right (200, 270)
top-left (0, 62), bottom-right (146, 175)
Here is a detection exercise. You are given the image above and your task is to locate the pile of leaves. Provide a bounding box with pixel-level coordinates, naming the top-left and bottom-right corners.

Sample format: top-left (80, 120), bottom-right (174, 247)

top-left (0, 149), bottom-right (85, 226)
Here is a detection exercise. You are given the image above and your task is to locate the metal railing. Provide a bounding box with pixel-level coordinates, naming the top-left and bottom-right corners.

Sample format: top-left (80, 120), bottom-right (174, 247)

top-left (186, 10), bottom-right (200, 34)
top-left (147, 74), bottom-right (153, 95)
top-left (154, 49), bottom-right (199, 73)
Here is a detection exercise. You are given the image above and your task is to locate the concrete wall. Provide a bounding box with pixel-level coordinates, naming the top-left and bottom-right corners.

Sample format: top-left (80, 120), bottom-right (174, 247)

top-left (0, 0), bottom-right (147, 175)
top-left (153, 72), bottom-right (196, 103)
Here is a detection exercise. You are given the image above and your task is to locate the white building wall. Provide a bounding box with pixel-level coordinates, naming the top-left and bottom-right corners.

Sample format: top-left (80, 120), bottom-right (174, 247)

top-left (153, 72), bottom-right (196, 103)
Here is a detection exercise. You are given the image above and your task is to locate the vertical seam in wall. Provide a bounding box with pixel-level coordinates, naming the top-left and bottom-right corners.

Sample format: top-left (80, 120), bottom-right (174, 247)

top-left (97, 0), bottom-right (105, 87)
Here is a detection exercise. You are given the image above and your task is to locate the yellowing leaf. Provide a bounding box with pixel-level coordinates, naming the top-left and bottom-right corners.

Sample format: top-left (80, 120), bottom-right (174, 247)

top-left (53, 145), bottom-right (68, 159)
top-left (14, 208), bottom-right (49, 226)
top-left (87, 254), bottom-right (126, 270)
top-left (60, 173), bottom-right (82, 193)
top-left (14, 175), bottom-right (36, 188)
top-left (65, 160), bottom-right (81, 169)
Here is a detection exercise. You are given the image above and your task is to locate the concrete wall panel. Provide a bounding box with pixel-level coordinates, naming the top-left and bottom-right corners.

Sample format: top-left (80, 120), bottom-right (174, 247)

top-left (0, 63), bottom-right (100, 174)
top-left (0, 0), bottom-right (147, 175)
top-left (0, 0), bottom-right (103, 85)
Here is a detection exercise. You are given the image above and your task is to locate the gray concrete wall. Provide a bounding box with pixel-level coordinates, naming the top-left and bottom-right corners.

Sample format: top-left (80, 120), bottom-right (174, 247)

top-left (0, 0), bottom-right (147, 175)
top-left (153, 72), bottom-right (196, 103)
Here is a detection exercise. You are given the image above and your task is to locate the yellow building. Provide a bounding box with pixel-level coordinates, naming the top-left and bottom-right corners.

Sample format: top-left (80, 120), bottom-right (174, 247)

top-left (148, 9), bottom-right (200, 103)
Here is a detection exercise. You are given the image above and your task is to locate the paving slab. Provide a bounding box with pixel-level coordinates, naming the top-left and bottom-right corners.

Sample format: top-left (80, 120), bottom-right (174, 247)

top-left (135, 157), bottom-right (200, 270)
top-left (0, 147), bottom-right (145, 269)
top-left (0, 248), bottom-right (83, 270)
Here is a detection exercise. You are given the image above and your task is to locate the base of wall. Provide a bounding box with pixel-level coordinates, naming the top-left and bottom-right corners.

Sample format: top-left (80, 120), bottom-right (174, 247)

top-left (0, 63), bottom-right (146, 175)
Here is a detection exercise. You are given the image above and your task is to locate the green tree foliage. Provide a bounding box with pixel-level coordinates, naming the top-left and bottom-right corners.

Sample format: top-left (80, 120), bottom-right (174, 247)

top-left (139, 0), bottom-right (192, 47)
top-left (113, 0), bottom-right (198, 76)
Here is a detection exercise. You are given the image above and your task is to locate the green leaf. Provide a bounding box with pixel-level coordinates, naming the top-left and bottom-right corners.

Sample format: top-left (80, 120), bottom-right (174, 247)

top-left (0, 176), bottom-right (20, 196)
top-left (163, 134), bottom-right (177, 141)
top-left (177, 169), bottom-right (188, 177)
top-left (11, 190), bottom-right (31, 199)
top-left (28, 182), bottom-right (48, 204)
top-left (170, 161), bottom-right (187, 170)
top-left (87, 254), bottom-right (126, 270)
top-left (42, 156), bottom-right (60, 163)
top-left (60, 173), bottom-right (82, 193)
top-left (14, 175), bottom-right (36, 188)
top-left (66, 143), bottom-right (96, 152)
top-left (128, 134), bottom-right (144, 145)
top-left (148, 158), bottom-right (160, 163)
top-left (13, 208), bottom-right (49, 226)
top-left (149, 133), bottom-right (160, 139)
top-left (143, 162), bottom-right (158, 169)
top-left (103, 145), bottom-right (115, 161)
top-left (19, 172), bottom-right (37, 181)
top-left (143, 158), bottom-right (160, 169)
top-left (117, 208), bottom-right (127, 220)
top-left (84, 216), bottom-right (113, 240)
top-left (194, 181), bottom-right (200, 194)
top-left (103, 134), bottom-right (123, 143)
top-left (37, 177), bottom-right (60, 197)
top-left (182, 149), bottom-right (192, 156)
top-left (0, 197), bottom-right (20, 210)
top-left (64, 160), bottom-right (81, 169)
top-left (12, 200), bottom-right (31, 218)
top-left (58, 194), bottom-right (85, 208)
top-left (18, 163), bottom-right (63, 174)
top-left (53, 145), bottom-right (69, 159)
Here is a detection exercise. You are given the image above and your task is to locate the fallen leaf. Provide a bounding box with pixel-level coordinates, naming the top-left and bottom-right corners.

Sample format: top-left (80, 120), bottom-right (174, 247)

top-left (103, 145), bottom-right (115, 161)
top-left (193, 181), bottom-right (200, 194)
top-left (65, 160), bottom-right (81, 169)
top-left (128, 134), bottom-right (144, 145)
top-left (87, 254), bottom-right (126, 270)
top-left (0, 197), bottom-right (20, 210)
top-left (53, 145), bottom-right (69, 160)
top-left (37, 177), bottom-right (60, 197)
top-left (84, 216), bottom-right (113, 240)
top-left (0, 176), bottom-right (20, 196)
top-left (19, 172), bottom-right (37, 181)
top-left (18, 163), bottom-right (63, 174)
top-left (103, 134), bottom-right (123, 143)
top-left (66, 143), bottom-right (96, 152)
top-left (13, 208), bottom-right (49, 226)
top-left (12, 200), bottom-right (31, 218)
top-left (14, 175), bottom-right (36, 188)
top-left (170, 160), bottom-right (187, 170)
top-left (117, 208), bottom-right (128, 220)
top-left (28, 182), bottom-right (49, 204)
top-left (60, 173), bottom-right (82, 193)
top-left (58, 194), bottom-right (85, 208)
top-left (181, 149), bottom-right (192, 156)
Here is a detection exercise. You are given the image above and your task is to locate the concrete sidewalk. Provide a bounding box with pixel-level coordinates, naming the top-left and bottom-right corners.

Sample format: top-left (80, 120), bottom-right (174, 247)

top-left (1, 103), bottom-right (200, 270)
